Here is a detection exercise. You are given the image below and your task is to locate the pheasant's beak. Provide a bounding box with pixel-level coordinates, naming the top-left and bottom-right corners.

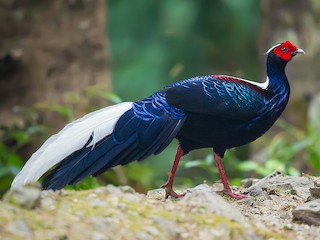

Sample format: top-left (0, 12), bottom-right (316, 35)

top-left (292, 48), bottom-right (305, 56)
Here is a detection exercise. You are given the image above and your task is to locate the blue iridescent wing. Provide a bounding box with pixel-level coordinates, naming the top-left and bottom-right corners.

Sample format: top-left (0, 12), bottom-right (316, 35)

top-left (163, 75), bottom-right (265, 121)
top-left (87, 92), bottom-right (186, 177)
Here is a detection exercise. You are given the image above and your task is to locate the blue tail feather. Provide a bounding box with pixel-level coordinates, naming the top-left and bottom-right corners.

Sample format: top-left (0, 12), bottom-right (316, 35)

top-left (91, 118), bottom-right (179, 178)
top-left (42, 101), bottom-right (186, 190)
top-left (72, 134), bottom-right (139, 183)
top-left (42, 135), bottom-right (116, 190)
top-left (154, 118), bottom-right (186, 155)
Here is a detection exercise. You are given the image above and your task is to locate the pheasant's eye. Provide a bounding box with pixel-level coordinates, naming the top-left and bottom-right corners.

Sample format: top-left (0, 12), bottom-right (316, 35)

top-left (281, 47), bottom-right (288, 53)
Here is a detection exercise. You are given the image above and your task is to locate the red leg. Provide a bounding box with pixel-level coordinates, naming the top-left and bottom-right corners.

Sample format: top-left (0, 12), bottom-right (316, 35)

top-left (214, 151), bottom-right (246, 199)
top-left (161, 145), bottom-right (186, 198)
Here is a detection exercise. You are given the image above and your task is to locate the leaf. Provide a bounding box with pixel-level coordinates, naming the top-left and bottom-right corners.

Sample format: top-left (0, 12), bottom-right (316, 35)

top-left (184, 160), bottom-right (209, 168)
top-left (288, 167), bottom-right (300, 176)
top-left (100, 92), bottom-right (123, 104)
top-left (237, 161), bottom-right (259, 171)
top-left (7, 153), bottom-right (23, 168)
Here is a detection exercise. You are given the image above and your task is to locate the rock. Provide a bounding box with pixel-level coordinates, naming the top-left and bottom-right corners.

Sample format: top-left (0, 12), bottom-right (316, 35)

top-left (314, 177), bottom-right (320, 187)
top-left (198, 224), bottom-right (241, 240)
top-left (1, 178), bottom-right (320, 239)
top-left (123, 193), bottom-right (143, 203)
top-left (101, 184), bottom-right (124, 196)
top-left (150, 215), bottom-right (178, 239)
top-left (292, 199), bottom-right (320, 226)
top-left (91, 232), bottom-right (108, 240)
top-left (119, 185), bottom-right (136, 194)
top-left (89, 199), bottom-right (109, 207)
top-left (94, 184), bottom-right (134, 198)
top-left (3, 184), bottom-right (41, 209)
top-left (244, 173), bottom-right (314, 199)
top-left (146, 188), bottom-right (166, 200)
top-left (178, 184), bottom-right (246, 225)
top-left (310, 187), bottom-right (320, 199)
top-left (240, 178), bottom-right (260, 188)
top-left (40, 190), bottom-right (57, 209)
top-left (7, 219), bottom-right (32, 239)
top-left (143, 225), bottom-right (160, 236)
top-left (135, 231), bottom-right (152, 240)
top-left (89, 217), bottom-right (118, 232)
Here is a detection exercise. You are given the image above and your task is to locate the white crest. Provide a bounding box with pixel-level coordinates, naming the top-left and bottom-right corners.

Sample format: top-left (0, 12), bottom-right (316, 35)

top-left (264, 43), bottom-right (281, 55)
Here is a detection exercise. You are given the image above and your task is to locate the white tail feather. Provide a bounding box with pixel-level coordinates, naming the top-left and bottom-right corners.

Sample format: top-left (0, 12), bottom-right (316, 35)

top-left (11, 102), bottom-right (133, 189)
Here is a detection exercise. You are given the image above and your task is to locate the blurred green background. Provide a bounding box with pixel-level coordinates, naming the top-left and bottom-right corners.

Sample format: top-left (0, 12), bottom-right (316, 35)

top-left (0, 0), bottom-right (319, 196)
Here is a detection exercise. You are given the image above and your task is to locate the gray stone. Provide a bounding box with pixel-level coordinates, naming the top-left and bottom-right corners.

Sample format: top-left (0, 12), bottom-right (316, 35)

top-left (244, 174), bottom-right (314, 200)
top-left (146, 188), bottom-right (166, 200)
top-left (314, 177), bottom-right (320, 187)
top-left (310, 187), bottom-right (320, 199)
top-left (3, 175), bottom-right (320, 240)
top-left (40, 190), bottom-right (57, 209)
top-left (267, 176), bottom-right (314, 199)
top-left (135, 231), bottom-right (152, 240)
top-left (198, 224), bottom-right (231, 240)
top-left (119, 185), bottom-right (136, 194)
top-left (7, 219), bottom-right (32, 239)
top-left (143, 226), bottom-right (160, 236)
top-left (151, 215), bottom-right (178, 238)
top-left (191, 183), bottom-right (212, 191)
top-left (40, 195), bottom-right (56, 209)
top-left (95, 184), bottom-right (124, 196)
top-left (240, 178), bottom-right (260, 188)
top-left (292, 199), bottom-right (320, 226)
top-left (90, 199), bottom-right (109, 207)
top-left (178, 184), bottom-right (246, 225)
top-left (3, 184), bottom-right (41, 209)
top-left (89, 217), bottom-right (118, 232)
top-left (91, 231), bottom-right (108, 240)
top-left (123, 193), bottom-right (143, 203)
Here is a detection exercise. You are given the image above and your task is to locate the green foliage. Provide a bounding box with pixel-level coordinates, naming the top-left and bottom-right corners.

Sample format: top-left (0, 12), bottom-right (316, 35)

top-left (86, 85), bottom-right (123, 104)
top-left (0, 87), bottom-right (123, 195)
top-left (0, 107), bottom-right (44, 196)
top-left (108, 0), bottom-right (260, 101)
top-left (36, 103), bottom-right (75, 121)
top-left (66, 177), bottom-right (101, 190)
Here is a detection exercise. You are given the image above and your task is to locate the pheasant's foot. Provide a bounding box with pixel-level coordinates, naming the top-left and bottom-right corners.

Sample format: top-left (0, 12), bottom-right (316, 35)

top-left (219, 189), bottom-right (247, 199)
top-left (161, 183), bottom-right (186, 199)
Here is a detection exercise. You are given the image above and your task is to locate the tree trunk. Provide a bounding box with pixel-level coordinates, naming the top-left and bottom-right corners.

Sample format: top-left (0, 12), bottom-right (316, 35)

top-left (259, 0), bottom-right (318, 127)
top-left (0, 0), bottom-right (110, 127)
top-left (259, 0), bottom-right (318, 98)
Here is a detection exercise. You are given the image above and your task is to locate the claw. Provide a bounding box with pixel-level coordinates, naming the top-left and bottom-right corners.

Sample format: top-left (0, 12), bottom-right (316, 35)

top-left (220, 189), bottom-right (247, 199)
top-left (161, 182), bottom-right (186, 198)
top-left (213, 151), bottom-right (247, 200)
top-left (161, 145), bottom-right (185, 199)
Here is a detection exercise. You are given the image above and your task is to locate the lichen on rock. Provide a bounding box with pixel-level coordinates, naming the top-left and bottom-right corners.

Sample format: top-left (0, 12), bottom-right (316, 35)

top-left (1, 174), bottom-right (320, 240)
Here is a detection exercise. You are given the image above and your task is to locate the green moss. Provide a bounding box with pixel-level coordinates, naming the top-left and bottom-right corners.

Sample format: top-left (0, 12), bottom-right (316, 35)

top-left (0, 188), bottom-right (303, 240)
top-left (252, 224), bottom-right (294, 240)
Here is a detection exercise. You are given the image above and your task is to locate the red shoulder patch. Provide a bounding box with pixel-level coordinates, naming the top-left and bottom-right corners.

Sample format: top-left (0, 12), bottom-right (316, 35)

top-left (212, 75), bottom-right (265, 94)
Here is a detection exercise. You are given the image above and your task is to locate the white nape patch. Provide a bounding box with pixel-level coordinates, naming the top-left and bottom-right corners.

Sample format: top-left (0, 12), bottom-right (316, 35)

top-left (11, 102), bottom-right (133, 189)
top-left (219, 75), bottom-right (270, 90)
top-left (265, 43), bottom-right (281, 55)
top-left (241, 76), bottom-right (270, 90)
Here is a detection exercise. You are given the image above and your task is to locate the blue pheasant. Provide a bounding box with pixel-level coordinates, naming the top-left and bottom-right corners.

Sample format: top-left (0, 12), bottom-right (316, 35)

top-left (12, 41), bottom-right (304, 199)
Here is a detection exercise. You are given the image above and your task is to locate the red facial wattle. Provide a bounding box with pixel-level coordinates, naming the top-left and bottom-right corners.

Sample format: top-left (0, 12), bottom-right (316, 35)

top-left (273, 40), bottom-right (298, 61)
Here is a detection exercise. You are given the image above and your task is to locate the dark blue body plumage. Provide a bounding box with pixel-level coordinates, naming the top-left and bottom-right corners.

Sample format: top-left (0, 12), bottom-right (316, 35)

top-left (167, 55), bottom-right (290, 157)
top-left (39, 41), bottom-right (303, 194)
